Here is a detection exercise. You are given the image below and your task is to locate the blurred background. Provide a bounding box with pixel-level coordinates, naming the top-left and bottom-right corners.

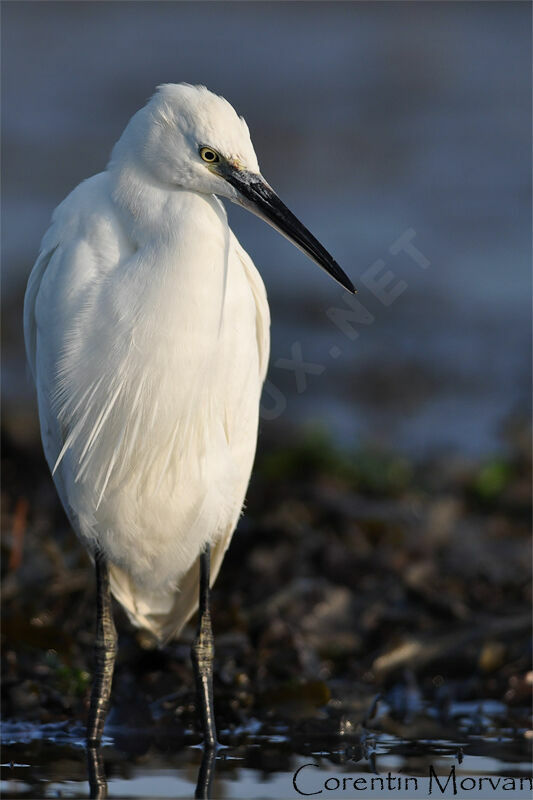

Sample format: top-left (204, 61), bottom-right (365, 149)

top-left (2, 1), bottom-right (531, 457)
top-left (2, 2), bottom-right (531, 797)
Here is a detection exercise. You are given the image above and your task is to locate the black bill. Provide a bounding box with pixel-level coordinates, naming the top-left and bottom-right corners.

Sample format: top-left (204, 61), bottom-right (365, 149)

top-left (223, 169), bottom-right (356, 294)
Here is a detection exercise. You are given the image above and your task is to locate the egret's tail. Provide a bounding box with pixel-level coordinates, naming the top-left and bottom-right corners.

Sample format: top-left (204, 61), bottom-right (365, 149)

top-left (108, 530), bottom-right (232, 644)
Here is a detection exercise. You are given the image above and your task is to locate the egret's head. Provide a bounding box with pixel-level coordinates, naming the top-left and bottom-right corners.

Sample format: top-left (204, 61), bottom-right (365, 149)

top-left (112, 83), bottom-right (355, 293)
top-left (112, 83), bottom-right (258, 196)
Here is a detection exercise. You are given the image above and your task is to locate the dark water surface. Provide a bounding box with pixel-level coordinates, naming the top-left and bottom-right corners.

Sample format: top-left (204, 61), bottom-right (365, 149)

top-left (2, 698), bottom-right (532, 799)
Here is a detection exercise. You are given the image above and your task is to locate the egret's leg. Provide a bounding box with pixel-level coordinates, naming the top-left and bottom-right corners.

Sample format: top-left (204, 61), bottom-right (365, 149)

top-left (195, 745), bottom-right (217, 799)
top-left (87, 550), bottom-right (117, 745)
top-left (87, 745), bottom-right (108, 799)
top-left (191, 544), bottom-right (218, 751)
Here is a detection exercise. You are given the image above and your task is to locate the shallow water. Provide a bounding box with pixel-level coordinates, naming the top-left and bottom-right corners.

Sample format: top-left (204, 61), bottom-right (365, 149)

top-left (2, 698), bottom-right (531, 799)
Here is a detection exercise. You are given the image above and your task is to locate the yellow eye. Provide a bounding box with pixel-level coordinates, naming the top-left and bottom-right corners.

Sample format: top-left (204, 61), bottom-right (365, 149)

top-left (199, 147), bottom-right (220, 164)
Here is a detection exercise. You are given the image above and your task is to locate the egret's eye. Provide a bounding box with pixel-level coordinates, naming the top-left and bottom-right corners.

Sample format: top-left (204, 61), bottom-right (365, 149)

top-left (199, 147), bottom-right (220, 164)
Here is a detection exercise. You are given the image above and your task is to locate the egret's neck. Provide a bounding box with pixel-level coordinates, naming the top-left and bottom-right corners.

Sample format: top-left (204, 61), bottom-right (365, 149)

top-left (108, 160), bottom-right (228, 249)
top-left (108, 160), bottom-right (232, 337)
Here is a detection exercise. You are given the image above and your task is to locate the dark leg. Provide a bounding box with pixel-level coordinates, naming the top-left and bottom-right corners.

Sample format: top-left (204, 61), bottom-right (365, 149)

top-left (195, 745), bottom-right (217, 800)
top-left (87, 550), bottom-right (117, 746)
top-left (87, 745), bottom-right (108, 799)
top-left (191, 544), bottom-right (218, 751)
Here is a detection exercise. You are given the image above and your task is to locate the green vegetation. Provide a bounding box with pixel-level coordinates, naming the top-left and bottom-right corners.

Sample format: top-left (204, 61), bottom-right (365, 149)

top-left (257, 427), bottom-right (412, 496)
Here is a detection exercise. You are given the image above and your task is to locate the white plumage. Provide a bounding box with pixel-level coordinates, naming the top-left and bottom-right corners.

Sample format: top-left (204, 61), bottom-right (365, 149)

top-left (25, 85), bottom-right (269, 641)
top-left (24, 83), bottom-right (353, 645)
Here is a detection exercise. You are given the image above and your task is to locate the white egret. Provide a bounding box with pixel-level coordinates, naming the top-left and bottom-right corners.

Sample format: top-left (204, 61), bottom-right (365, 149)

top-left (24, 83), bottom-right (355, 749)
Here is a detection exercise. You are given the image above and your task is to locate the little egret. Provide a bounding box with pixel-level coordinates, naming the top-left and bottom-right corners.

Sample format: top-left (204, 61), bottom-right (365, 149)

top-left (24, 83), bottom-right (355, 749)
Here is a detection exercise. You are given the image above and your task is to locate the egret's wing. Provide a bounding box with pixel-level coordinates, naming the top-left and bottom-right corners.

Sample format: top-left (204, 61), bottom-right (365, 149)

top-left (231, 235), bottom-right (270, 382)
top-left (23, 172), bottom-right (133, 529)
top-left (24, 242), bottom-right (59, 381)
top-left (24, 235), bottom-right (70, 513)
top-left (107, 236), bottom-right (270, 643)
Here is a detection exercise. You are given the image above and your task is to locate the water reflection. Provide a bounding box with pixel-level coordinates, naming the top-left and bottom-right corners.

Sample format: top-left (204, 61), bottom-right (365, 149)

top-left (87, 737), bottom-right (216, 799)
top-left (194, 747), bottom-right (216, 800)
top-left (1, 710), bottom-right (531, 799)
top-left (87, 746), bottom-right (107, 799)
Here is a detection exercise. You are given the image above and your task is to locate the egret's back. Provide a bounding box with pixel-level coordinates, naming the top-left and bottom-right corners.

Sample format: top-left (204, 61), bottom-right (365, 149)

top-left (24, 168), bottom-right (270, 642)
